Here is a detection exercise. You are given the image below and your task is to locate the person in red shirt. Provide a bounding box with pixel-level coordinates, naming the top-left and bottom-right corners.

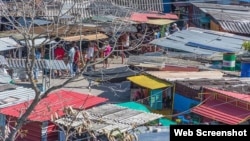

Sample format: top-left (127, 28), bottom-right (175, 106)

top-left (54, 44), bottom-right (65, 60)
top-left (54, 44), bottom-right (65, 77)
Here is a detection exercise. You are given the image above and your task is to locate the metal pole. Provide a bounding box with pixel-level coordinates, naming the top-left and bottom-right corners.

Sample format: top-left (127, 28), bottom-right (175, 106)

top-left (80, 23), bottom-right (83, 67)
top-left (49, 44), bottom-right (51, 88)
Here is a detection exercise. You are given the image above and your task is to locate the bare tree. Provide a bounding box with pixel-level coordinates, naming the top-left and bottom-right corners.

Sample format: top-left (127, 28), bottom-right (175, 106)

top-left (0, 0), bottom-right (148, 140)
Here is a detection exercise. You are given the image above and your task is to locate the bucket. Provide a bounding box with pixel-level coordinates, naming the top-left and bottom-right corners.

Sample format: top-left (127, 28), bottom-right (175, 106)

top-left (241, 61), bottom-right (250, 77)
top-left (222, 53), bottom-right (236, 71)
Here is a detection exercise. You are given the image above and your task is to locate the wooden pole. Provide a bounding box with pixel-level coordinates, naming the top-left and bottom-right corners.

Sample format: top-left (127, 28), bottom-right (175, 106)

top-left (122, 45), bottom-right (124, 64)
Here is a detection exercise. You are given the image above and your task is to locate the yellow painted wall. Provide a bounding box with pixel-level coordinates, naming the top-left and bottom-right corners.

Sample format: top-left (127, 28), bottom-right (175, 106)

top-left (210, 20), bottom-right (220, 31)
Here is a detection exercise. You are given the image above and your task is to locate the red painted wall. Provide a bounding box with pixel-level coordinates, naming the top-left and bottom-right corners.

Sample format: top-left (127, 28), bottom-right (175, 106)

top-left (6, 116), bottom-right (58, 141)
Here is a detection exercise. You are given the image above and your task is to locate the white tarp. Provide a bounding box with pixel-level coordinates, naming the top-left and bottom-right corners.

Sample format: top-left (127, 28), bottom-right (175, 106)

top-left (20, 38), bottom-right (57, 47)
top-left (0, 37), bottom-right (22, 52)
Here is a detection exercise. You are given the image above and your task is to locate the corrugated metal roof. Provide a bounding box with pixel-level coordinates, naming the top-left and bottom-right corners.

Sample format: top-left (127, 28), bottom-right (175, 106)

top-left (193, 3), bottom-right (250, 35)
top-left (191, 99), bottom-right (249, 125)
top-left (127, 56), bottom-right (166, 68)
top-left (150, 27), bottom-right (249, 55)
top-left (0, 90), bottom-right (108, 121)
top-left (55, 104), bottom-right (163, 133)
top-left (0, 55), bottom-right (8, 66)
top-left (0, 37), bottom-right (23, 52)
top-left (128, 55), bottom-right (201, 68)
top-left (130, 12), bottom-right (178, 22)
top-left (0, 71), bottom-right (12, 84)
top-left (87, 104), bottom-right (163, 125)
top-left (205, 87), bottom-right (250, 103)
top-left (7, 59), bottom-right (67, 70)
top-left (110, 0), bottom-right (163, 12)
top-left (146, 71), bottom-right (224, 81)
top-left (88, 1), bottom-right (130, 17)
top-left (0, 84), bottom-right (17, 92)
top-left (161, 66), bottom-right (199, 72)
top-left (192, 2), bottom-right (250, 11)
top-left (151, 38), bottom-right (216, 55)
top-left (102, 25), bottom-right (138, 33)
top-left (127, 75), bottom-right (172, 89)
top-left (175, 78), bottom-right (250, 94)
top-left (219, 21), bottom-right (250, 35)
top-left (0, 87), bottom-right (36, 108)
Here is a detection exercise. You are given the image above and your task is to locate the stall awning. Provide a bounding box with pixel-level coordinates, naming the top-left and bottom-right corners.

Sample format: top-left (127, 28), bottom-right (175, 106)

top-left (7, 59), bottom-right (67, 70)
top-left (20, 37), bottom-right (56, 47)
top-left (83, 33), bottom-right (108, 41)
top-left (191, 100), bottom-right (249, 125)
top-left (0, 37), bottom-right (22, 51)
top-left (127, 75), bottom-right (171, 89)
top-left (146, 19), bottom-right (176, 25)
top-left (61, 35), bottom-right (84, 42)
top-left (62, 33), bottom-right (108, 42)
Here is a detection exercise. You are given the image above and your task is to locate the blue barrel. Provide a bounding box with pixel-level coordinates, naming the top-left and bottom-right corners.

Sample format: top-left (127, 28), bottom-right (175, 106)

top-left (241, 62), bottom-right (250, 77)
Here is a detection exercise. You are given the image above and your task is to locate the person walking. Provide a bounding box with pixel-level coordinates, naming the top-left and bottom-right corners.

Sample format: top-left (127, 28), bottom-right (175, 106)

top-left (86, 42), bottom-right (95, 70)
top-left (73, 46), bottom-right (81, 75)
top-left (68, 42), bottom-right (76, 77)
top-left (33, 48), bottom-right (41, 82)
top-left (103, 41), bottom-right (112, 68)
top-left (54, 44), bottom-right (65, 77)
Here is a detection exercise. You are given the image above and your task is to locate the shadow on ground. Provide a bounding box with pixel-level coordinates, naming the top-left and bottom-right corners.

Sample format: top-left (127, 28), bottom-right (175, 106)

top-left (90, 81), bottom-right (131, 104)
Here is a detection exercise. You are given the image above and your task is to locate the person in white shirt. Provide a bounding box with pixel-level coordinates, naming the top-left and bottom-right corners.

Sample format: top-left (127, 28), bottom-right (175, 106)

top-left (170, 23), bottom-right (180, 34)
top-left (87, 43), bottom-right (94, 61)
top-left (68, 42), bottom-right (76, 77)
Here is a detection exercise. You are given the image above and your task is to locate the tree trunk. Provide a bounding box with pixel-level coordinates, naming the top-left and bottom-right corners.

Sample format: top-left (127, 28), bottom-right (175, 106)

top-left (6, 96), bottom-right (40, 141)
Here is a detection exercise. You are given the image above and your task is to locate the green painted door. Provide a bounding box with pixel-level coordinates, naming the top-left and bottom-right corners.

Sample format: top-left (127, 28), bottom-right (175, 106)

top-left (150, 89), bottom-right (163, 110)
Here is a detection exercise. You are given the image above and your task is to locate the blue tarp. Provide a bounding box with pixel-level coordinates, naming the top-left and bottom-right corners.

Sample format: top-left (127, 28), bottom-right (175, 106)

top-left (186, 42), bottom-right (233, 52)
